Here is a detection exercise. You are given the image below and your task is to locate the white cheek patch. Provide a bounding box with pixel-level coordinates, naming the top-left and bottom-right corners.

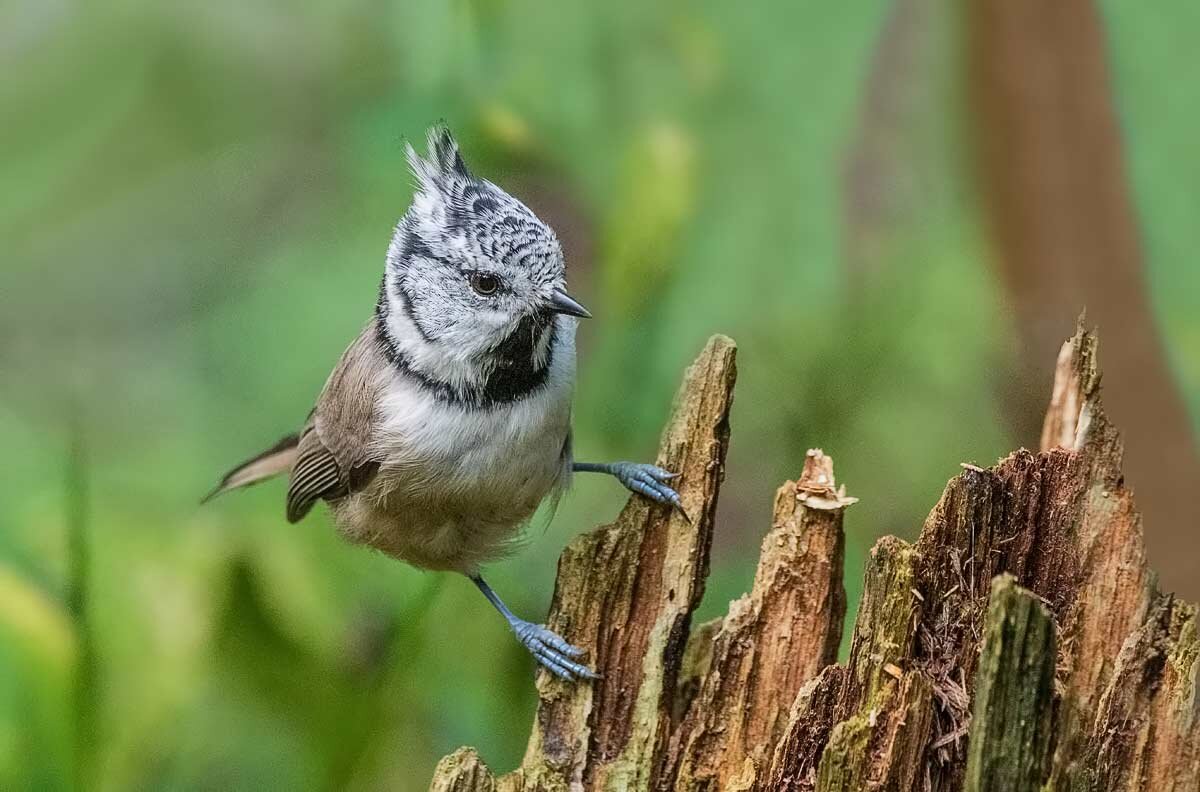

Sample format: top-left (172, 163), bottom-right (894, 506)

top-left (479, 307), bottom-right (512, 329)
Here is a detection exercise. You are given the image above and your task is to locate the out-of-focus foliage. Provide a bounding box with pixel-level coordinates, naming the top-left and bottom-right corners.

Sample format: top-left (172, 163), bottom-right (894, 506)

top-left (0, 1), bottom-right (1196, 788)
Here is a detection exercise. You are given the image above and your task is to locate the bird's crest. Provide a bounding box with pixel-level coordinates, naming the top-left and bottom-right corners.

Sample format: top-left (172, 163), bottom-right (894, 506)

top-left (406, 124), bottom-right (473, 196)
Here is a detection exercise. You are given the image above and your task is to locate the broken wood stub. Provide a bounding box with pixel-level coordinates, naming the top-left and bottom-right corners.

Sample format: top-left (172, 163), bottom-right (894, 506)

top-left (431, 748), bottom-right (497, 792)
top-left (767, 322), bottom-right (1197, 791)
top-left (963, 575), bottom-right (1055, 792)
top-left (766, 533), bottom-right (932, 792)
top-left (430, 323), bottom-right (1199, 792)
top-left (665, 449), bottom-right (851, 790)
top-left (520, 334), bottom-right (738, 792)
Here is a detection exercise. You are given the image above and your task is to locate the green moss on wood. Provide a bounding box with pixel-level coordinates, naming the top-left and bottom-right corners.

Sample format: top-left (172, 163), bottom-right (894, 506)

top-left (815, 715), bottom-right (871, 792)
top-left (846, 536), bottom-right (920, 703)
top-left (964, 574), bottom-right (1056, 792)
top-left (429, 747), bottom-right (496, 792)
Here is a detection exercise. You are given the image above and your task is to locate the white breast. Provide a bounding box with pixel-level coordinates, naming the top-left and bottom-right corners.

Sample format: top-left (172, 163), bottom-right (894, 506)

top-left (333, 331), bottom-right (576, 573)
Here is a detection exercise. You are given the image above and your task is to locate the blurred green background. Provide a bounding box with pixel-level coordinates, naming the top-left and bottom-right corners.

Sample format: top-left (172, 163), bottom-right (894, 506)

top-left (2, 0), bottom-right (1197, 789)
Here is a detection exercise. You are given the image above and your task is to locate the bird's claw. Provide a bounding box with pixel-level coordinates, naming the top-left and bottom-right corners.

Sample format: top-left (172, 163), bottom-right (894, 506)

top-left (513, 620), bottom-right (598, 682)
top-left (611, 462), bottom-right (687, 516)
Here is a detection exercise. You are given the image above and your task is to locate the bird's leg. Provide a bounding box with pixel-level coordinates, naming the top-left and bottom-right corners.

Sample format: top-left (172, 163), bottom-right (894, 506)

top-left (470, 574), bottom-right (598, 682)
top-left (573, 461), bottom-right (686, 516)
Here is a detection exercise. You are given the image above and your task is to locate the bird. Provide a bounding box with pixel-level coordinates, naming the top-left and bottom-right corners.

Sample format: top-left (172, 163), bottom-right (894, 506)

top-left (205, 125), bottom-right (683, 681)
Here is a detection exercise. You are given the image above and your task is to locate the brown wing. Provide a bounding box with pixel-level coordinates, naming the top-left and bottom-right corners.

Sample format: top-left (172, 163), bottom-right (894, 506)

top-left (286, 322), bottom-right (388, 523)
top-left (285, 429), bottom-right (345, 522)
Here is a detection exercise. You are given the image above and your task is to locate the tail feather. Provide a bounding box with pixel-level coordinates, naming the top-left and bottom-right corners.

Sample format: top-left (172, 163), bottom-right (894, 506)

top-left (203, 434), bottom-right (300, 504)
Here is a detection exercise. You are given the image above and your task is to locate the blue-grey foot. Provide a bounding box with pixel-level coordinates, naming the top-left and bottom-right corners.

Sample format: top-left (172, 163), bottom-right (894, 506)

top-left (471, 574), bottom-right (598, 682)
top-left (574, 461), bottom-right (685, 516)
top-left (511, 619), bottom-right (598, 681)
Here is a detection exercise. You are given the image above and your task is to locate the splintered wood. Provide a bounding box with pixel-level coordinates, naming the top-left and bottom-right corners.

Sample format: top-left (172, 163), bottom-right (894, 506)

top-left (429, 325), bottom-right (1199, 792)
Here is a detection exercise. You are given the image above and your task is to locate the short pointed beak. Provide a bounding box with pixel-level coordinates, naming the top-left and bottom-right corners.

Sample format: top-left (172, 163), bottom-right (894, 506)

top-left (548, 288), bottom-right (592, 319)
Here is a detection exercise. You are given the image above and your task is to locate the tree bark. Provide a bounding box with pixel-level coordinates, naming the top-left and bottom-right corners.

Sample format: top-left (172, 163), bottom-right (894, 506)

top-left (429, 326), bottom-right (1199, 791)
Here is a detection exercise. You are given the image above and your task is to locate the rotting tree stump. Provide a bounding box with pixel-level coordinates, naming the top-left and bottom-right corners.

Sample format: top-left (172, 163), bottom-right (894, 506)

top-left (430, 327), bottom-right (1199, 792)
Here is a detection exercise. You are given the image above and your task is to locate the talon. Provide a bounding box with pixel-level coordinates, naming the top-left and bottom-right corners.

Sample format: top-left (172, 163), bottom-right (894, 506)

top-left (653, 484), bottom-right (683, 509)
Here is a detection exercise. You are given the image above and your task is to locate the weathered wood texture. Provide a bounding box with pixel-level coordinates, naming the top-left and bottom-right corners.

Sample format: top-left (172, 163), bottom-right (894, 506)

top-left (431, 748), bottom-right (497, 792)
top-left (429, 325), bottom-right (1199, 792)
top-left (963, 575), bottom-right (1055, 792)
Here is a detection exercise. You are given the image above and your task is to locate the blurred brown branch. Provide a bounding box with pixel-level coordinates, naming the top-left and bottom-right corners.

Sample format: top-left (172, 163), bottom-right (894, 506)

top-left (840, 0), bottom-right (1200, 598)
top-left (967, 0), bottom-right (1200, 597)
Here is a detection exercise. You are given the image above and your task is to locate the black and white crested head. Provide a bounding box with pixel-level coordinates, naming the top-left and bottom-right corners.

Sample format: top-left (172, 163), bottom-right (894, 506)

top-left (377, 126), bottom-right (588, 407)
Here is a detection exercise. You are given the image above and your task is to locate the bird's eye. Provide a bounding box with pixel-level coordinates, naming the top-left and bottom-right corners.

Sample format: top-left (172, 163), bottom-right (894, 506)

top-left (469, 272), bottom-right (500, 296)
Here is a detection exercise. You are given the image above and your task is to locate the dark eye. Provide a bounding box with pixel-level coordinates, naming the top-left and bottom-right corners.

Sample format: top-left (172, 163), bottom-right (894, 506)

top-left (469, 272), bottom-right (500, 296)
